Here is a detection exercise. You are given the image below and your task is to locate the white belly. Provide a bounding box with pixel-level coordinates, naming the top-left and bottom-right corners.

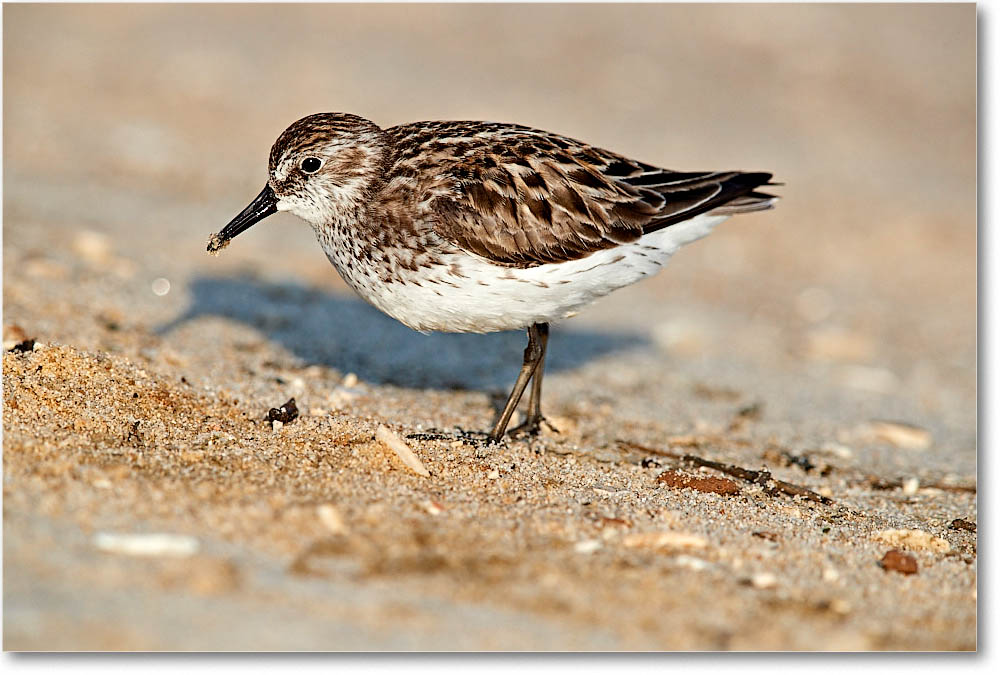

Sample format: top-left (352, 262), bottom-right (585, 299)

top-left (324, 213), bottom-right (729, 333)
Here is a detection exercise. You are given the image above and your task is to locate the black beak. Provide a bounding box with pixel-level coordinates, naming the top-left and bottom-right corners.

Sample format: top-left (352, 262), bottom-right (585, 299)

top-left (207, 184), bottom-right (278, 253)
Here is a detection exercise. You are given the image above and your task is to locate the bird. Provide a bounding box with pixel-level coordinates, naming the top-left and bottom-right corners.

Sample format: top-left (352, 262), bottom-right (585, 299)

top-left (208, 113), bottom-right (778, 443)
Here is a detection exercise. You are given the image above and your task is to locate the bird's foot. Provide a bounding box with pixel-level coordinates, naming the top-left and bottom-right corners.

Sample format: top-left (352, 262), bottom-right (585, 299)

top-left (506, 414), bottom-right (559, 440)
top-left (406, 418), bottom-right (559, 448)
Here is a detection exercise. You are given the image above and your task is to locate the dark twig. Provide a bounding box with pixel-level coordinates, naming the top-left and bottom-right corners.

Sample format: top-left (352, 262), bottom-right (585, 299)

top-left (861, 475), bottom-right (977, 494)
top-left (682, 454), bottom-right (834, 505)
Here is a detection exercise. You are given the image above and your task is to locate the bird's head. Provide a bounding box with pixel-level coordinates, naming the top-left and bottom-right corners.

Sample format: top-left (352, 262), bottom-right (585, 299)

top-left (208, 113), bottom-right (387, 253)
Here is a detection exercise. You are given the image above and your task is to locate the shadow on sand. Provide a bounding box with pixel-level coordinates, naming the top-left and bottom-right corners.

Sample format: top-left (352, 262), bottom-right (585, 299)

top-left (159, 275), bottom-right (649, 392)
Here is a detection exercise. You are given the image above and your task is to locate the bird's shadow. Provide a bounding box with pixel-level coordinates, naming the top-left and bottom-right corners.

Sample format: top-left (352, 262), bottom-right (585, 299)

top-left (159, 275), bottom-right (649, 392)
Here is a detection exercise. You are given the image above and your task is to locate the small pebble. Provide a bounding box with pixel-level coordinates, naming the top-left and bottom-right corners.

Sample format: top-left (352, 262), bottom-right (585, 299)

top-left (880, 549), bottom-right (918, 575)
top-left (780, 506), bottom-right (804, 520)
top-left (622, 531), bottom-right (708, 550)
top-left (866, 420), bottom-right (932, 450)
top-left (267, 398), bottom-right (299, 424)
top-left (72, 230), bottom-right (112, 265)
top-left (949, 519), bottom-right (976, 533)
top-left (901, 477), bottom-right (920, 496)
top-left (327, 387), bottom-right (360, 409)
top-left (805, 329), bottom-right (874, 362)
top-left (653, 319), bottom-right (707, 357)
top-left (574, 539), bottom-right (602, 554)
top-left (95, 532), bottom-right (199, 557)
top-left (674, 555), bottom-right (711, 571)
top-left (750, 572), bottom-right (778, 589)
top-left (316, 504), bottom-right (347, 534)
top-left (7, 338), bottom-right (36, 354)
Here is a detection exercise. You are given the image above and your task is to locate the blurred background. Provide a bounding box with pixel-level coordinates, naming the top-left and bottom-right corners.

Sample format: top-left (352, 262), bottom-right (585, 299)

top-left (2, 3), bottom-right (977, 650)
top-left (5, 8), bottom-right (975, 318)
top-left (4, 1), bottom-right (976, 448)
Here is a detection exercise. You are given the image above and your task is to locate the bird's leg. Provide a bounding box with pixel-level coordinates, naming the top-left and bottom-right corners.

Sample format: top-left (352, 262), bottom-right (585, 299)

top-left (508, 323), bottom-right (557, 438)
top-left (488, 323), bottom-right (546, 443)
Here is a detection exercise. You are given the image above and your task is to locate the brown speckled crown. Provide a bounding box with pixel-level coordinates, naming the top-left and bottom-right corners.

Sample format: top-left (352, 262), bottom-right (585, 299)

top-left (268, 113), bottom-right (384, 173)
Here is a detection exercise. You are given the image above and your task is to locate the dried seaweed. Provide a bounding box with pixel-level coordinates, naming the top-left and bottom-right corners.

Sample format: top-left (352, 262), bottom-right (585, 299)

top-left (682, 454), bottom-right (834, 504)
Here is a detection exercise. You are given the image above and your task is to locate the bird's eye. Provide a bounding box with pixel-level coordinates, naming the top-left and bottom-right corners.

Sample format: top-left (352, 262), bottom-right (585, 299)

top-left (300, 157), bottom-right (323, 174)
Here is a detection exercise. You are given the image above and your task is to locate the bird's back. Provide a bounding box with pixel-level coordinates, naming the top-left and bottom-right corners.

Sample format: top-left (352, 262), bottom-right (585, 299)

top-left (380, 120), bottom-right (775, 269)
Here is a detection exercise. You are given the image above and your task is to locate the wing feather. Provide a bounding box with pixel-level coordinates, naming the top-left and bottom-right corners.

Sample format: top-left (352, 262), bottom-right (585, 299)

top-left (383, 122), bottom-right (776, 267)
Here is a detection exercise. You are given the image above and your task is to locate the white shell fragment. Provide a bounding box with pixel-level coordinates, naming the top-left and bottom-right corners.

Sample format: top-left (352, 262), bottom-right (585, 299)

top-left (674, 555), bottom-right (711, 571)
top-left (622, 531), bottom-right (708, 550)
top-left (376, 425), bottom-right (430, 477)
top-left (866, 420), bottom-right (932, 450)
top-left (94, 532), bottom-right (199, 557)
top-left (316, 504), bottom-right (347, 534)
top-left (750, 572), bottom-right (778, 589)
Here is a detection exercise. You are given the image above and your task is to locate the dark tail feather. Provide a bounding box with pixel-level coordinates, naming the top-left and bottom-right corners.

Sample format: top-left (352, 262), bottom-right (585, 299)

top-left (641, 171), bottom-right (779, 234)
top-left (709, 189), bottom-right (779, 215)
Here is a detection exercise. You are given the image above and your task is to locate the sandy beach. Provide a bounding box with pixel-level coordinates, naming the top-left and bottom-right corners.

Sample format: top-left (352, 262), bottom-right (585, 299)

top-left (2, 4), bottom-right (976, 650)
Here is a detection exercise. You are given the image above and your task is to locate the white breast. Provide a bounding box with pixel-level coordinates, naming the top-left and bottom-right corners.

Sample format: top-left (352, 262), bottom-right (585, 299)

top-left (320, 213), bottom-right (729, 333)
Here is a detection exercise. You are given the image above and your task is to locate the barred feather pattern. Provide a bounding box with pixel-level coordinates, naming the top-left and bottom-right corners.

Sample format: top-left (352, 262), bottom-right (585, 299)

top-left (381, 121), bottom-right (775, 267)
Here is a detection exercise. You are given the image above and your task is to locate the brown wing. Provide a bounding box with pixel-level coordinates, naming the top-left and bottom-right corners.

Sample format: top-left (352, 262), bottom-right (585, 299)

top-left (385, 122), bottom-right (776, 268)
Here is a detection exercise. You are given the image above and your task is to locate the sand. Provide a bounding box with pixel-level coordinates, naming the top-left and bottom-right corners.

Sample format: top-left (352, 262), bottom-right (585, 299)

top-left (2, 4), bottom-right (976, 650)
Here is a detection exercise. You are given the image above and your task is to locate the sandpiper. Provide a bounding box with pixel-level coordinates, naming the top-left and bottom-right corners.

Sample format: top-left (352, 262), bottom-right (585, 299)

top-left (209, 113), bottom-right (778, 442)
